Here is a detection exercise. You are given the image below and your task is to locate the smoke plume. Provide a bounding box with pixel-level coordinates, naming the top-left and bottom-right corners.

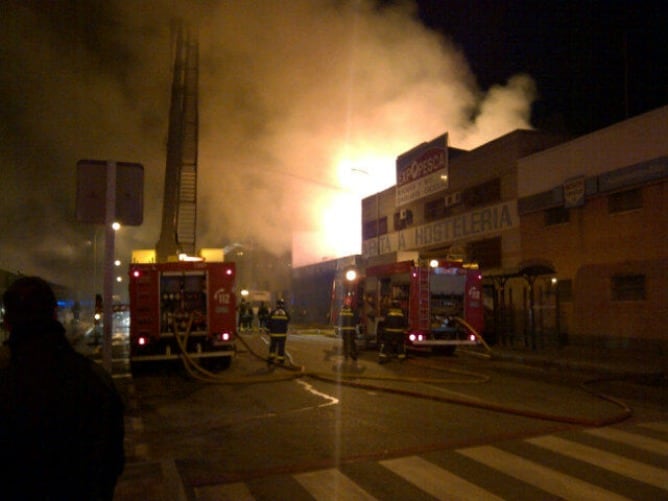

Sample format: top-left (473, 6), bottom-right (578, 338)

top-left (0, 0), bottom-right (534, 296)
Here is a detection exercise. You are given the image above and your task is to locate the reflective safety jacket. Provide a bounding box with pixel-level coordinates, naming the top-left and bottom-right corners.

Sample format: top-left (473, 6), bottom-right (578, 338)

top-left (384, 307), bottom-right (407, 333)
top-left (338, 306), bottom-right (356, 334)
top-left (268, 307), bottom-right (290, 335)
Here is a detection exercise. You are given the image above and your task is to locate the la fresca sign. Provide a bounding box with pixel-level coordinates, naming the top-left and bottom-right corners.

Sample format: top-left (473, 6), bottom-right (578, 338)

top-left (396, 133), bottom-right (448, 207)
top-left (363, 201), bottom-right (518, 257)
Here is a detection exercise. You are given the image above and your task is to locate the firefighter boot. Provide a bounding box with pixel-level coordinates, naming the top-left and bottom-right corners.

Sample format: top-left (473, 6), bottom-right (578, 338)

top-left (397, 342), bottom-right (407, 362)
top-left (378, 344), bottom-right (388, 364)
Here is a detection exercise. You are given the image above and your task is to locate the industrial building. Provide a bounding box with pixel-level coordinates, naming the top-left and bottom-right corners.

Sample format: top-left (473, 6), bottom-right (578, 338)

top-left (360, 129), bottom-right (566, 347)
top-left (294, 106), bottom-right (667, 354)
top-left (517, 105), bottom-right (668, 351)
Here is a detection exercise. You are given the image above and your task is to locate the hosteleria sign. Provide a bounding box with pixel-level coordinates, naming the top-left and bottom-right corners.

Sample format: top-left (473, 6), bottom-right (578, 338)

top-left (396, 133), bottom-right (448, 206)
top-left (363, 201), bottom-right (518, 257)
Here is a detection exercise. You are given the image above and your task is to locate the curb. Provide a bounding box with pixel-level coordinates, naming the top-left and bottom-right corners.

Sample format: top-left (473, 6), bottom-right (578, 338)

top-left (490, 350), bottom-right (666, 380)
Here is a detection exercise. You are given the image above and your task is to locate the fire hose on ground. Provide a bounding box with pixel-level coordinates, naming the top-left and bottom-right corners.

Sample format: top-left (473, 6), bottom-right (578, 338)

top-left (171, 316), bottom-right (632, 428)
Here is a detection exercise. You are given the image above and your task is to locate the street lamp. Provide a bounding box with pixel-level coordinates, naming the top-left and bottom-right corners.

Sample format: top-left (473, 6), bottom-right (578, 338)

top-left (100, 221), bottom-right (121, 371)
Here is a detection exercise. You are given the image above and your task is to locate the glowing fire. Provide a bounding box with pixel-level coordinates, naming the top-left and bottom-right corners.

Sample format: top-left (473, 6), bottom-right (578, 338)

top-left (293, 147), bottom-right (398, 267)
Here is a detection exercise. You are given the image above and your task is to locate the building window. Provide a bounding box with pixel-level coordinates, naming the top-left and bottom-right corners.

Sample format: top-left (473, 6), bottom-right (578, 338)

top-left (464, 178), bottom-right (501, 208)
top-left (611, 274), bottom-right (646, 301)
top-left (608, 188), bottom-right (642, 214)
top-left (393, 209), bottom-right (413, 230)
top-left (363, 217), bottom-right (389, 239)
top-left (469, 237), bottom-right (501, 269)
top-left (544, 206), bottom-right (570, 226)
top-left (424, 199), bottom-right (446, 221)
top-left (362, 220), bottom-right (377, 240)
top-left (378, 216), bottom-right (388, 235)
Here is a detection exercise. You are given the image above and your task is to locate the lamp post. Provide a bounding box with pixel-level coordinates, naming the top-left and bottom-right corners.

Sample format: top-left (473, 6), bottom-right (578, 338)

top-left (86, 226), bottom-right (103, 301)
top-left (101, 220), bottom-right (120, 371)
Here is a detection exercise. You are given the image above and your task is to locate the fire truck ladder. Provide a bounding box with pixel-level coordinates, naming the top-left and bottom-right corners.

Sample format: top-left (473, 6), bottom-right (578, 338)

top-left (176, 28), bottom-right (199, 257)
top-left (156, 21), bottom-right (199, 261)
top-left (416, 267), bottom-right (430, 330)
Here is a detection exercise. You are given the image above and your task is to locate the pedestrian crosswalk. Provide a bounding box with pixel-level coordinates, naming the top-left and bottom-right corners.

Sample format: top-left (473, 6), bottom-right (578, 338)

top-left (193, 421), bottom-right (668, 500)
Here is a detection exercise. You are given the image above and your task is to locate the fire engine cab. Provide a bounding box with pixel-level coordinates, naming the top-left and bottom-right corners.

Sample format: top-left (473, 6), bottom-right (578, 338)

top-left (128, 260), bottom-right (237, 366)
top-left (336, 256), bottom-right (484, 354)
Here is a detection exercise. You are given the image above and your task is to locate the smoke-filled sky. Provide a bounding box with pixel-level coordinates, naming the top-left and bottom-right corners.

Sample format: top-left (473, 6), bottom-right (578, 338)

top-left (1, 0), bottom-right (665, 297)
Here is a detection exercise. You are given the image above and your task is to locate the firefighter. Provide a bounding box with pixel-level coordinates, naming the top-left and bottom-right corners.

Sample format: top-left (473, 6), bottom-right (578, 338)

top-left (267, 298), bottom-right (290, 365)
top-left (338, 296), bottom-right (358, 362)
top-left (242, 304), bottom-right (254, 330)
top-left (257, 301), bottom-right (270, 330)
top-left (378, 299), bottom-right (407, 363)
top-left (237, 298), bottom-right (248, 331)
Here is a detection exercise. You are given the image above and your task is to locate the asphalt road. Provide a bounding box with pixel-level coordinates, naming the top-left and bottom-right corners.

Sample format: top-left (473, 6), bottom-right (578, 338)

top-left (113, 332), bottom-right (668, 500)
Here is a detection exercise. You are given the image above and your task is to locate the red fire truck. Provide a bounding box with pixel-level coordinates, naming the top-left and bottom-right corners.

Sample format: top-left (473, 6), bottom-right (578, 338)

top-left (334, 257), bottom-right (484, 353)
top-left (128, 261), bottom-right (237, 367)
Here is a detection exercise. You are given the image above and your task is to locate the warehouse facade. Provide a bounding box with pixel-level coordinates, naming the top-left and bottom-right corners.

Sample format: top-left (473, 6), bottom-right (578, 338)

top-left (517, 105), bottom-right (668, 351)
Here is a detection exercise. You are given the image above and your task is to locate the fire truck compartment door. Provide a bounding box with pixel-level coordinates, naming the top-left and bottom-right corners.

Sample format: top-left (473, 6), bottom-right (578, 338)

top-left (430, 274), bottom-right (466, 295)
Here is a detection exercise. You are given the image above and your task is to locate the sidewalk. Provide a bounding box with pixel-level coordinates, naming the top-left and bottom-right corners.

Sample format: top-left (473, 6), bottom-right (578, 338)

top-left (488, 343), bottom-right (667, 380)
top-left (290, 324), bottom-right (667, 381)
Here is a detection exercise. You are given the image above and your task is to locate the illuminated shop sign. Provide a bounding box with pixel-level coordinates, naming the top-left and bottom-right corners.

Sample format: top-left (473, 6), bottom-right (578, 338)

top-left (396, 133), bottom-right (448, 206)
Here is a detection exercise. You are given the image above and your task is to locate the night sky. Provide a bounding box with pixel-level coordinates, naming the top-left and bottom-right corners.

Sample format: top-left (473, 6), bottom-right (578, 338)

top-left (413, 0), bottom-right (668, 135)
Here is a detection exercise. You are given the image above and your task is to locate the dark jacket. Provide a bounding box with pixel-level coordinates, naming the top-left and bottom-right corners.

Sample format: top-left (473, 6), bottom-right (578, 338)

top-left (0, 320), bottom-right (125, 500)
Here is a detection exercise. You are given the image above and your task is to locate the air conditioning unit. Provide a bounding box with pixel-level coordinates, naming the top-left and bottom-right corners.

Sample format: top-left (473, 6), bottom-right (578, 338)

top-left (444, 192), bottom-right (462, 207)
top-left (400, 209), bottom-right (408, 220)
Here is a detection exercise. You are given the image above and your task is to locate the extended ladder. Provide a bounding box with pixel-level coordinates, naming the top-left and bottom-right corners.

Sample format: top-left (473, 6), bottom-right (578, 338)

top-left (416, 266), bottom-right (430, 330)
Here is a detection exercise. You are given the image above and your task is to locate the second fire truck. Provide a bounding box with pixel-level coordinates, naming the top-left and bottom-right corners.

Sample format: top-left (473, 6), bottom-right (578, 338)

top-left (332, 255), bottom-right (484, 354)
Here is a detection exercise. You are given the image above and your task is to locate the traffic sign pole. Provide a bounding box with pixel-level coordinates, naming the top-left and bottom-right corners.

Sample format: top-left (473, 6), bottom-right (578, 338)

top-left (102, 161), bottom-right (117, 373)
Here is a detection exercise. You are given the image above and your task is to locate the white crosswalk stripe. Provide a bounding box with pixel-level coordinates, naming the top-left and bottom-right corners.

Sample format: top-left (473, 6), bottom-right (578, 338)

top-left (195, 481), bottom-right (254, 501)
top-left (380, 455), bottom-right (504, 501)
top-left (194, 421), bottom-right (668, 500)
top-left (294, 468), bottom-right (378, 501)
top-left (528, 434), bottom-right (668, 490)
top-left (639, 421), bottom-right (668, 433)
top-left (585, 426), bottom-right (668, 456)
top-left (458, 445), bottom-right (630, 501)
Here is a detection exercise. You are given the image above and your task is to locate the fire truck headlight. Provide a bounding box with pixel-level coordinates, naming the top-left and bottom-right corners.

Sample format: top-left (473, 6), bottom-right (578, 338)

top-left (138, 336), bottom-right (147, 346)
top-left (469, 333), bottom-right (477, 342)
top-left (220, 332), bottom-right (231, 342)
top-left (132, 269), bottom-right (142, 278)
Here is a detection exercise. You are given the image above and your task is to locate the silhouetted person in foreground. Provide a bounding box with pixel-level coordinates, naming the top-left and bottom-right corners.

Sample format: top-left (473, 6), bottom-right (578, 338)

top-left (0, 276), bottom-right (125, 500)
